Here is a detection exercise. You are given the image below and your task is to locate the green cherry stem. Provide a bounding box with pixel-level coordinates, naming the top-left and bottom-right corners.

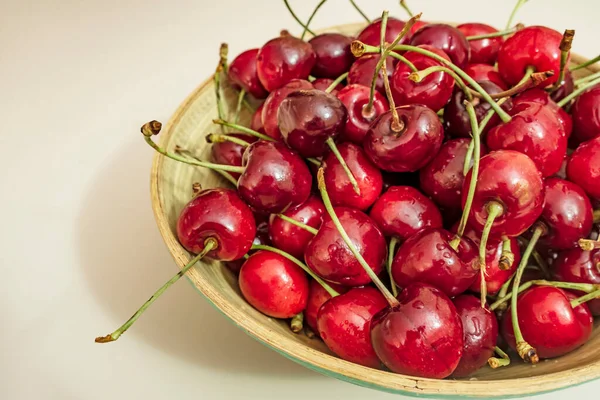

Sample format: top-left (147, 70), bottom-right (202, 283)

top-left (574, 71), bottom-right (600, 86)
top-left (214, 43), bottom-right (229, 132)
top-left (388, 52), bottom-right (418, 72)
top-left (409, 65), bottom-right (474, 102)
top-left (290, 312), bottom-right (304, 333)
top-left (506, 0), bottom-right (528, 30)
top-left (478, 202), bottom-right (504, 271)
top-left (325, 72), bottom-right (349, 93)
top-left (233, 89), bottom-right (246, 124)
top-left (175, 146), bottom-right (239, 187)
top-left (301, 0), bottom-right (327, 40)
top-left (206, 133), bottom-right (250, 147)
top-left (463, 139), bottom-right (475, 176)
top-left (558, 76), bottom-right (600, 108)
top-left (399, 0), bottom-right (414, 17)
top-left (571, 55), bottom-right (600, 72)
top-left (275, 214), bottom-right (318, 235)
top-left (326, 137), bottom-right (360, 195)
top-left (317, 168), bottom-right (400, 307)
top-left (499, 236), bottom-right (515, 270)
top-left (387, 237), bottom-right (399, 297)
top-left (212, 119), bottom-right (275, 142)
top-left (95, 238), bottom-right (218, 343)
top-left (571, 289), bottom-right (600, 308)
top-left (467, 24), bottom-right (523, 41)
top-left (488, 346), bottom-right (511, 369)
top-left (551, 29), bottom-right (575, 92)
top-left (349, 0), bottom-right (370, 23)
top-left (283, 0), bottom-right (315, 36)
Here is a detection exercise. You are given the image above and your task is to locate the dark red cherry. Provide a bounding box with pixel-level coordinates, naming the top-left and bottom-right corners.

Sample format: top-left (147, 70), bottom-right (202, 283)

top-left (553, 249), bottom-right (600, 316)
top-left (370, 282), bottom-right (464, 378)
top-left (391, 45), bottom-right (454, 112)
top-left (228, 48), bottom-right (269, 99)
top-left (256, 35), bottom-right (316, 92)
top-left (410, 24), bottom-right (470, 69)
top-left (239, 250), bottom-right (309, 319)
top-left (451, 295), bottom-right (499, 378)
top-left (571, 84), bottom-right (600, 144)
top-left (305, 207), bottom-right (386, 286)
top-left (305, 279), bottom-right (348, 334)
top-left (278, 89), bottom-right (347, 157)
top-left (567, 136), bottom-right (600, 199)
top-left (347, 54), bottom-right (394, 96)
top-left (225, 221), bottom-right (271, 273)
top-left (336, 84), bottom-right (389, 144)
top-left (210, 134), bottom-right (256, 179)
top-left (317, 287), bottom-right (388, 368)
top-left (465, 64), bottom-right (508, 90)
top-left (309, 33), bottom-right (354, 79)
top-left (356, 17), bottom-right (410, 47)
top-left (363, 104), bottom-right (444, 172)
top-left (391, 228), bottom-right (478, 296)
top-left (268, 195), bottom-right (325, 259)
top-left (420, 138), bottom-right (488, 211)
top-left (457, 23), bottom-right (503, 65)
top-left (251, 103), bottom-right (265, 134)
top-left (513, 88), bottom-right (572, 138)
top-left (497, 26), bottom-right (566, 87)
top-left (501, 286), bottom-right (593, 359)
top-left (410, 21), bottom-right (429, 35)
top-left (463, 150), bottom-right (544, 238)
top-left (550, 70), bottom-right (574, 103)
top-left (369, 186), bottom-right (442, 242)
top-left (312, 78), bottom-right (344, 96)
top-left (177, 188), bottom-right (256, 261)
top-left (262, 79), bottom-right (313, 140)
top-left (238, 140), bottom-right (312, 214)
top-left (486, 101), bottom-right (567, 177)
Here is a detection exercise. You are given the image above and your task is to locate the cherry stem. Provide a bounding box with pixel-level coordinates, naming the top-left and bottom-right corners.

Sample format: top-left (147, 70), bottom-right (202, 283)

top-left (467, 24), bottom-right (523, 41)
top-left (206, 133), bottom-right (250, 147)
top-left (233, 89), bottom-right (246, 124)
top-left (275, 214), bottom-right (318, 235)
top-left (488, 346), bottom-right (511, 369)
top-left (558, 76), bottom-right (600, 108)
top-left (531, 248), bottom-right (550, 279)
top-left (463, 140), bottom-right (475, 176)
top-left (399, 0), bottom-right (413, 17)
top-left (175, 146), bottom-right (239, 187)
top-left (251, 244), bottom-right (340, 297)
top-left (388, 52), bottom-right (418, 72)
top-left (409, 65), bottom-right (474, 102)
top-left (317, 168), bottom-right (400, 307)
top-left (301, 0), bottom-right (327, 40)
top-left (506, 0), bottom-right (528, 30)
top-left (571, 55), bottom-right (600, 72)
top-left (283, 0), bottom-right (315, 37)
top-left (290, 312), bottom-right (304, 333)
top-left (326, 138), bottom-right (360, 195)
top-left (214, 43), bottom-right (229, 132)
top-left (571, 289), bottom-right (600, 308)
top-left (551, 30), bottom-right (575, 92)
top-left (478, 202), bottom-right (505, 307)
top-left (499, 236), bottom-right (515, 270)
top-left (574, 71), bottom-right (600, 86)
top-left (325, 72), bottom-right (349, 93)
top-left (579, 238), bottom-right (600, 251)
top-left (349, 0), bottom-right (370, 23)
top-left (95, 238), bottom-right (218, 343)
top-left (212, 119), bottom-right (275, 142)
top-left (482, 68), bottom-right (550, 100)
top-left (387, 237), bottom-right (399, 297)
top-left (593, 209), bottom-right (600, 224)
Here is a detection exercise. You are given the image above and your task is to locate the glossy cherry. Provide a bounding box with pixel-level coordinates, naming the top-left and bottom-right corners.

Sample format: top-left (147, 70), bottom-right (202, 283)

top-left (370, 282), bottom-right (464, 378)
top-left (210, 134), bottom-right (256, 179)
top-left (513, 88), bottom-right (572, 138)
top-left (228, 48), bottom-right (269, 99)
top-left (309, 33), bottom-right (354, 78)
top-left (312, 78), bottom-right (344, 95)
top-left (571, 84), bottom-right (600, 144)
top-left (410, 23), bottom-right (470, 69)
top-left (465, 64), bottom-right (508, 90)
top-left (262, 79), bottom-right (313, 140)
top-left (363, 104), bottom-right (444, 172)
top-left (256, 35), bottom-right (316, 92)
top-left (347, 54), bottom-right (394, 96)
top-left (305, 279), bottom-right (347, 334)
top-left (336, 84), bottom-right (389, 144)
top-left (567, 136), bottom-right (600, 199)
top-left (501, 286), bottom-right (593, 359)
top-left (251, 103), bottom-right (266, 134)
top-left (457, 23), bottom-right (503, 65)
top-left (553, 249), bottom-right (600, 316)
top-left (356, 17), bottom-right (410, 47)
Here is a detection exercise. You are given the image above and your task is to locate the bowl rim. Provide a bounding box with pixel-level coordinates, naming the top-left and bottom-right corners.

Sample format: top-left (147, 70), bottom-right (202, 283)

top-left (149, 22), bottom-right (600, 398)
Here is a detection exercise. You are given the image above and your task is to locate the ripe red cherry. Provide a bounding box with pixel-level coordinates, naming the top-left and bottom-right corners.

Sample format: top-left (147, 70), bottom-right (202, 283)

top-left (256, 35), bottom-right (316, 92)
top-left (457, 23), bottom-right (503, 65)
top-left (251, 103), bottom-right (266, 133)
top-left (465, 64), bottom-right (508, 90)
top-left (305, 207), bottom-right (386, 286)
top-left (309, 33), bottom-right (354, 78)
top-left (513, 88), bottom-right (572, 138)
top-left (391, 228), bottom-right (478, 296)
top-left (451, 295), bottom-right (499, 378)
top-left (410, 24), bottom-right (470, 69)
top-left (312, 78), bottom-right (344, 95)
top-left (278, 89), bottom-right (347, 157)
top-left (420, 138), bottom-right (487, 211)
top-left (317, 287), bottom-right (388, 368)
top-left (410, 20), bottom-right (428, 35)
top-left (262, 79), bottom-right (313, 140)
top-left (224, 225), bottom-right (270, 274)
top-left (228, 49), bottom-right (269, 99)
top-left (268, 195), bottom-right (325, 259)
top-left (210, 134), bottom-right (256, 179)
top-left (322, 142), bottom-right (382, 210)
top-left (363, 104), bottom-right (444, 172)
top-left (356, 17), bottom-right (410, 47)
top-left (567, 136), bottom-right (600, 200)
top-left (347, 54), bottom-right (394, 96)
top-left (497, 26), bottom-right (566, 87)
top-left (550, 70), bottom-right (574, 103)
top-left (370, 282), bottom-right (464, 378)
top-left (501, 286), bottom-right (593, 359)
top-left (177, 188), bottom-right (256, 261)
top-left (391, 45), bottom-right (454, 111)
top-left (238, 140), bottom-right (312, 214)
top-left (486, 101), bottom-right (567, 177)
top-left (463, 150), bottom-right (544, 238)
top-left (305, 280), bottom-right (348, 334)
top-left (553, 249), bottom-right (600, 316)
top-left (336, 84), bottom-right (389, 144)
top-left (571, 84), bottom-right (600, 144)
top-left (369, 186), bottom-right (442, 242)
top-left (239, 250), bottom-right (309, 319)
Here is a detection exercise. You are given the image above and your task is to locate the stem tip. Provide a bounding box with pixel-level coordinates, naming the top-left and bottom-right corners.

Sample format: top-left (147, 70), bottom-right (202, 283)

top-left (141, 120), bottom-right (162, 137)
top-left (517, 341), bottom-right (539, 364)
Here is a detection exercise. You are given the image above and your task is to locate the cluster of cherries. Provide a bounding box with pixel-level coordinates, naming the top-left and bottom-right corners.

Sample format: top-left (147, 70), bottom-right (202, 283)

top-left (97, 1), bottom-right (600, 381)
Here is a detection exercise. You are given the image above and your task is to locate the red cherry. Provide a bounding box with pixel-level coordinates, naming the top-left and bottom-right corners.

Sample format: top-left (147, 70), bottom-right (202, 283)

top-left (305, 279), bottom-right (348, 334)
top-left (317, 287), bottom-right (388, 368)
top-left (571, 84), bottom-right (600, 144)
top-left (356, 17), bottom-right (410, 47)
top-left (228, 48), bottom-right (269, 99)
top-left (225, 221), bottom-right (271, 273)
top-left (410, 24), bottom-right (470, 69)
top-left (550, 70), bottom-right (574, 103)
top-left (250, 103), bottom-right (266, 133)
top-left (410, 21), bottom-right (429, 35)
top-left (369, 186), bottom-right (442, 241)
top-left (363, 104), bottom-right (444, 172)
top-left (256, 35), bottom-right (316, 92)
top-left (347, 54), bottom-right (394, 96)
top-left (210, 134), bottom-right (256, 179)
top-left (391, 45), bottom-right (454, 112)
top-left (312, 78), bottom-right (344, 96)
top-left (177, 188), bottom-right (256, 261)
top-left (513, 88), bottom-right (572, 138)
top-left (451, 295), bottom-right (499, 377)
top-left (262, 79), bottom-right (313, 140)
top-left (567, 136), bottom-right (600, 200)
top-left (501, 286), bottom-right (593, 359)
top-left (309, 33), bottom-right (354, 79)
top-left (305, 207), bottom-right (387, 286)
top-left (239, 250), bottom-right (309, 319)
top-left (457, 23), bottom-right (503, 65)
top-left (486, 102), bottom-right (567, 177)
top-left (553, 249), bottom-right (600, 316)
top-left (336, 84), bottom-right (389, 144)
top-left (370, 282), bottom-right (464, 378)
top-left (497, 26), bottom-right (566, 87)
top-left (464, 64), bottom-right (508, 90)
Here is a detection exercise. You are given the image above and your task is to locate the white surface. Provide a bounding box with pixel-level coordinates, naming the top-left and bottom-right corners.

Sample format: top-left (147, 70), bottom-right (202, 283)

top-left (2, 0), bottom-right (599, 399)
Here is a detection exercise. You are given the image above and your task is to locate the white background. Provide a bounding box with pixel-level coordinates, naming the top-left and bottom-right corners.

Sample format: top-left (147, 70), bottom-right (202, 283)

top-left (2, 0), bottom-right (598, 399)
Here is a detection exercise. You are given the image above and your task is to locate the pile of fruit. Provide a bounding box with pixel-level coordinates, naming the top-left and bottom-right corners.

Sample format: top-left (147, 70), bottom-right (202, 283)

top-left (96, 0), bottom-right (600, 380)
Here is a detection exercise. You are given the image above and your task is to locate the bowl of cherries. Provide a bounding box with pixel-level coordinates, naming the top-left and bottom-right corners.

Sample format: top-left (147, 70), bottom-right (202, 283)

top-left (96, 0), bottom-right (600, 397)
